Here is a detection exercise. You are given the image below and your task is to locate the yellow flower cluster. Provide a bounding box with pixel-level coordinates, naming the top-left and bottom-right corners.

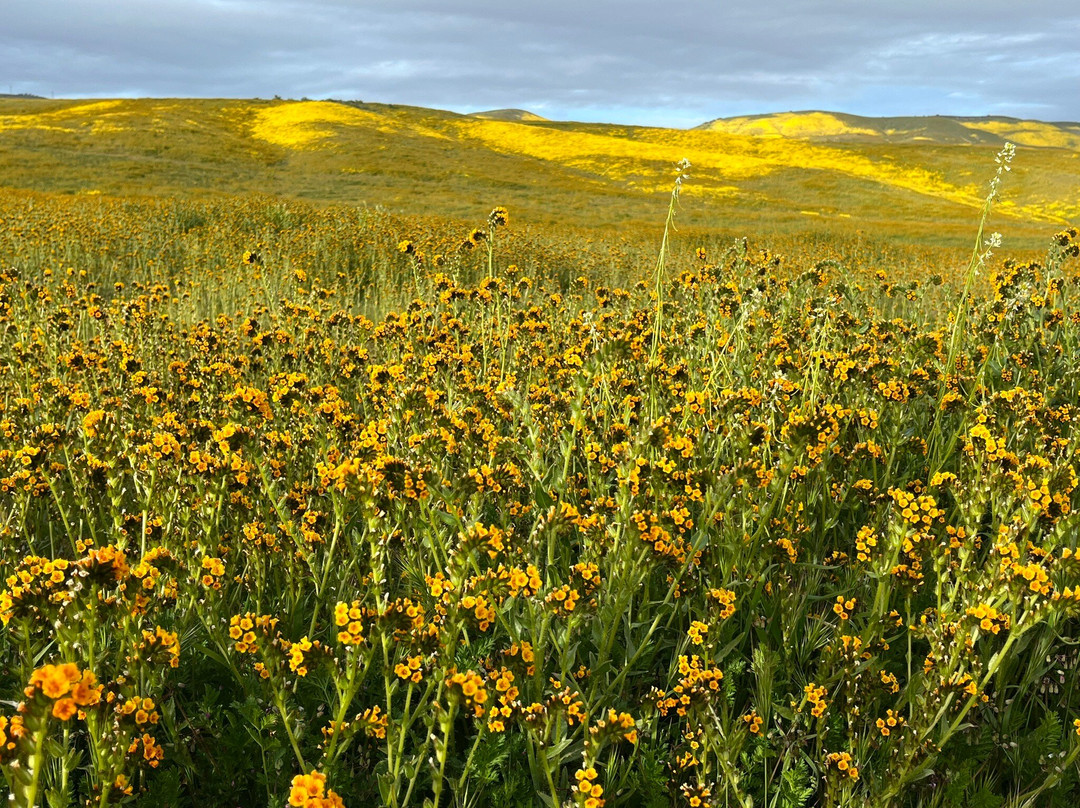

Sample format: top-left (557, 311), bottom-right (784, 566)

top-left (486, 667), bottom-right (518, 732)
top-left (804, 683), bottom-right (828, 719)
top-left (707, 587), bottom-right (736, 619)
top-left (589, 709), bottom-right (638, 745)
top-left (289, 770), bottom-right (345, 808)
top-left (966, 604), bottom-right (1010, 634)
top-left (966, 423), bottom-right (1009, 463)
top-left (355, 704), bottom-right (388, 739)
top-left (26, 663), bottom-right (103, 720)
top-left (855, 526), bottom-right (878, 562)
top-left (116, 696), bottom-right (160, 727)
top-left (395, 655), bottom-right (424, 683)
top-left (890, 489), bottom-right (944, 528)
top-left (288, 636), bottom-right (323, 677)
top-left (656, 656), bottom-right (724, 717)
top-left (1, 556), bottom-right (73, 625)
top-left (446, 669), bottom-right (489, 717)
top-left (229, 612), bottom-right (279, 656)
top-left (833, 596), bottom-right (856, 620)
top-left (0, 715), bottom-right (26, 756)
top-left (742, 711), bottom-right (763, 734)
top-left (139, 626), bottom-right (181, 668)
top-left (200, 556), bottom-right (226, 589)
top-left (333, 600), bottom-right (368, 646)
top-left (688, 620), bottom-right (709, 645)
top-left (573, 766), bottom-right (605, 808)
top-left (876, 709), bottom-right (905, 737)
top-left (825, 751), bottom-right (859, 780)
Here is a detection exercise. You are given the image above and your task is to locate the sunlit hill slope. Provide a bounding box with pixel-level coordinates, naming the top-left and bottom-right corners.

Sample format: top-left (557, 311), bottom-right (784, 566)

top-left (0, 97), bottom-right (1077, 246)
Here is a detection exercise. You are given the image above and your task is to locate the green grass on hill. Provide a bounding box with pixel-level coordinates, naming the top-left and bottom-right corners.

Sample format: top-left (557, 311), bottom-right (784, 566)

top-left (0, 98), bottom-right (1076, 254)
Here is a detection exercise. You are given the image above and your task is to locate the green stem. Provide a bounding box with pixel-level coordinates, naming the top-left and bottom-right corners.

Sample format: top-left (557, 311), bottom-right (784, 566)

top-left (455, 727), bottom-right (486, 794)
top-left (650, 159), bottom-right (689, 362)
top-left (17, 721), bottom-right (50, 808)
top-left (430, 703), bottom-right (456, 808)
top-left (272, 687), bottom-right (307, 770)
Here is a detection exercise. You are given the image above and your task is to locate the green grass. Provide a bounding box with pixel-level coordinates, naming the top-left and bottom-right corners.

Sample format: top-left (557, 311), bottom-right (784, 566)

top-left (0, 182), bottom-right (1079, 807)
top-left (0, 98), bottom-right (1076, 250)
top-left (0, 120), bottom-right (1079, 807)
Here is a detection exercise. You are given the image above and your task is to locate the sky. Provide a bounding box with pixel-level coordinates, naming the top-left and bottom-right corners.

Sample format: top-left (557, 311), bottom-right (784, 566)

top-left (3, 0), bottom-right (1079, 128)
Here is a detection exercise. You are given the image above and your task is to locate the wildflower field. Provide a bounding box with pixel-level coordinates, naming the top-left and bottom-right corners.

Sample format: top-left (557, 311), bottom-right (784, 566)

top-left (2, 141), bottom-right (1080, 808)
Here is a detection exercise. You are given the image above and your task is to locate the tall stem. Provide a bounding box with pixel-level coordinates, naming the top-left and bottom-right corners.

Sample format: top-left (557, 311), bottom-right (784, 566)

top-left (650, 159), bottom-right (690, 363)
top-left (930, 142), bottom-right (1015, 470)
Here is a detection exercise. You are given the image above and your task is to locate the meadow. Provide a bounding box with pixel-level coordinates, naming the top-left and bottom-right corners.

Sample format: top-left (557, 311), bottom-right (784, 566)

top-left (2, 97), bottom-right (1079, 245)
top-left (0, 100), bottom-right (1080, 808)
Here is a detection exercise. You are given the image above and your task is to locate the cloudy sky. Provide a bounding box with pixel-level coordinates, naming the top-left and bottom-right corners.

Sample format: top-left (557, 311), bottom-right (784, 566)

top-left (3, 1), bottom-right (1079, 127)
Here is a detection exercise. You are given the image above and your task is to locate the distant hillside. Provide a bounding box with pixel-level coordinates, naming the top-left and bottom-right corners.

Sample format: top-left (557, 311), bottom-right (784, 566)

top-left (0, 93), bottom-right (44, 99)
top-left (697, 110), bottom-right (1080, 150)
top-left (470, 108), bottom-right (549, 122)
top-left (0, 97), bottom-right (1076, 245)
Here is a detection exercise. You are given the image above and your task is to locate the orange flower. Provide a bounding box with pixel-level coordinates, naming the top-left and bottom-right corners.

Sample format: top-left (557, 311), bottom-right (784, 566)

top-left (51, 698), bottom-right (78, 721)
top-left (29, 664), bottom-right (78, 699)
top-left (71, 672), bottom-right (102, 707)
top-left (288, 770), bottom-right (345, 807)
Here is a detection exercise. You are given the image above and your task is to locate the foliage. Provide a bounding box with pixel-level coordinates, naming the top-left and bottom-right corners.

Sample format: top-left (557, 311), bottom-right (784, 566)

top-left (0, 159), bottom-right (1079, 806)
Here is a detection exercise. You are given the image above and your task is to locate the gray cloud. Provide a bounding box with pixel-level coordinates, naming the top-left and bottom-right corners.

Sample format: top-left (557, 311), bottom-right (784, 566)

top-left (2, 1), bottom-right (1078, 126)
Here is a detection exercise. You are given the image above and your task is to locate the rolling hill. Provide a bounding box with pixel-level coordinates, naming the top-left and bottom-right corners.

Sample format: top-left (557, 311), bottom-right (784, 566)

top-left (0, 97), bottom-right (1076, 247)
top-left (697, 110), bottom-right (1080, 150)
top-left (469, 108), bottom-right (549, 122)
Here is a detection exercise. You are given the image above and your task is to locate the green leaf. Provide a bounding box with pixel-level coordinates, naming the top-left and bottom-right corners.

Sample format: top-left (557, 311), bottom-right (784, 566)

top-left (532, 483), bottom-right (554, 511)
